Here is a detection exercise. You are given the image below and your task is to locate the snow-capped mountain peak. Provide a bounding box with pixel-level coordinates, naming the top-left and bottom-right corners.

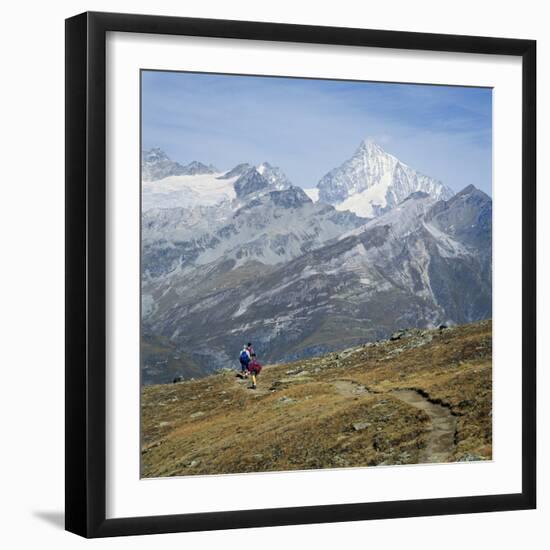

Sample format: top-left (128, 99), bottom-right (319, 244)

top-left (355, 137), bottom-right (393, 158)
top-left (317, 140), bottom-right (454, 218)
top-left (256, 161), bottom-right (271, 174)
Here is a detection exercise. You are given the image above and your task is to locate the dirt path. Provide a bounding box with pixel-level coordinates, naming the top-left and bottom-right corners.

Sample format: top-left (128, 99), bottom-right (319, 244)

top-left (332, 380), bottom-right (456, 463)
top-left (234, 374), bottom-right (456, 462)
top-left (391, 389), bottom-right (457, 463)
top-left (233, 373), bottom-right (270, 396)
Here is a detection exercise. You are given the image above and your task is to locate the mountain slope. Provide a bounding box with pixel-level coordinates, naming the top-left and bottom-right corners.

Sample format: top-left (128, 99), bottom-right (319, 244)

top-left (141, 185), bottom-right (491, 379)
top-left (141, 320), bottom-right (492, 477)
top-left (142, 184), bottom-right (366, 279)
top-left (139, 146), bottom-right (490, 384)
top-left (317, 139), bottom-right (454, 217)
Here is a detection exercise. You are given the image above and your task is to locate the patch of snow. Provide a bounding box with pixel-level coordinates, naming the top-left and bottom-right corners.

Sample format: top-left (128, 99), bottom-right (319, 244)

top-left (304, 188), bottom-right (320, 202)
top-left (300, 266), bottom-right (320, 279)
top-left (334, 181), bottom-right (389, 218)
top-left (228, 322), bottom-right (254, 334)
top-left (142, 173), bottom-right (238, 210)
top-left (338, 193), bottom-right (436, 241)
top-left (422, 221), bottom-right (469, 258)
top-left (232, 294), bottom-right (257, 318)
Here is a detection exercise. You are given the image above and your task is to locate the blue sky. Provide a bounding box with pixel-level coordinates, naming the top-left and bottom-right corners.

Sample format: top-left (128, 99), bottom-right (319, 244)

top-left (142, 71), bottom-right (492, 195)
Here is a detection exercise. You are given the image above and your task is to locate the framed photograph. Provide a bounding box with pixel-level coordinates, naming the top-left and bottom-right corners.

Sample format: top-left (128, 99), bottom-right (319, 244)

top-left (65, 11), bottom-right (536, 538)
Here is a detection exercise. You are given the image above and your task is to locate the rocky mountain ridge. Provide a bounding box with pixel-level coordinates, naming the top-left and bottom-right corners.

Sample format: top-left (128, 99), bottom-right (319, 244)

top-left (142, 148), bottom-right (218, 181)
top-left (140, 144), bottom-right (491, 383)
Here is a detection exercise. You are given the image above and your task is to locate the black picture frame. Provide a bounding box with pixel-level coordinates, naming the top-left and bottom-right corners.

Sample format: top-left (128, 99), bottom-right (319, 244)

top-left (65, 11), bottom-right (536, 538)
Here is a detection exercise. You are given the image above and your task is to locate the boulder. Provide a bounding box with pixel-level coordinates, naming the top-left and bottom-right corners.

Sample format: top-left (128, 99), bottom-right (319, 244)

top-left (352, 421), bottom-right (371, 431)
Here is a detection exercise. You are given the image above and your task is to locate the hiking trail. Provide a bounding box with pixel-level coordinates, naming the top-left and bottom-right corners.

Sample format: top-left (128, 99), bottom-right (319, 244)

top-left (233, 373), bottom-right (270, 396)
top-left (331, 379), bottom-right (456, 463)
top-left (391, 389), bottom-right (457, 463)
top-left (233, 374), bottom-right (457, 461)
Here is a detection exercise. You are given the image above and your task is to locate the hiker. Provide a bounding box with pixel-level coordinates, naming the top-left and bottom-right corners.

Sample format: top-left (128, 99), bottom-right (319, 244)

top-left (239, 345), bottom-right (251, 376)
top-left (246, 342), bottom-right (254, 356)
top-left (247, 353), bottom-right (262, 389)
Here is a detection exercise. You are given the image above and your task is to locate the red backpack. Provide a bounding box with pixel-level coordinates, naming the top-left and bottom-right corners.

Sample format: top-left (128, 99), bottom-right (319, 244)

top-left (249, 360), bottom-right (262, 374)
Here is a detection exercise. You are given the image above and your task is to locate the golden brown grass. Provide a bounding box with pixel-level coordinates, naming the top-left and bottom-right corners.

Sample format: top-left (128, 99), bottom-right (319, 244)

top-left (141, 320), bottom-right (492, 477)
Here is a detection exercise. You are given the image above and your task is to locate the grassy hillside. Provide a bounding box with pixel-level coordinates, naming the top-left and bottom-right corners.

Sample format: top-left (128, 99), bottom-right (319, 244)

top-left (141, 319), bottom-right (492, 477)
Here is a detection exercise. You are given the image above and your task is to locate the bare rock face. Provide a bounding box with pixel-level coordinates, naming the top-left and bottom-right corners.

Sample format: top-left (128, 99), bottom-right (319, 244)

top-left (142, 179), bottom-right (491, 382)
top-left (257, 161), bottom-right (292, 190)
top-left (217, 163), bottom-right (253, 180)
top-left (139, 145), bottom-right (490, 384)
top-left (233, 168), bottom-right (272, 198)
